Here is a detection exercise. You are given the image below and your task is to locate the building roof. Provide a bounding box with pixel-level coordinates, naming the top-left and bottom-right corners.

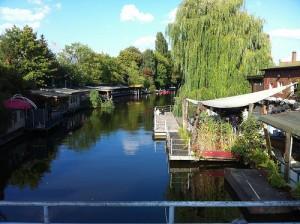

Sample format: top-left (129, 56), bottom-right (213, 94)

top-left (52, 88), bottom-right (90, 95)
top-left (30, 88), bottom-right (90, 98)
top-left (258, 111), bottom-right (300, 137)
top-left (261, 64), bottom-right (300, 71)
top-left (246, 75), bottom-right (264, 80)
top-left (30, 90), bottom-right (69, 98)
top-left (86, 85), bottom-right (129, 92)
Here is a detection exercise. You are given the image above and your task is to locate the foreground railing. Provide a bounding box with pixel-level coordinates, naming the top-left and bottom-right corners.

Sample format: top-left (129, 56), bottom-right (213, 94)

top-left (1, 200), bottom-right (300, 224)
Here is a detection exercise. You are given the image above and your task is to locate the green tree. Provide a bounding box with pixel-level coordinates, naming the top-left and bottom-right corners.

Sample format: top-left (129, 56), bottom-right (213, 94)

top-left (57, 42), bottom-right (103, 86)
top-left (117, 47), bottom-right (144, 86)
top-left (118, 46), bottom-right (143, 68)
top-left (168, 0), bottom-right (272, 114)
top-left (155, 32), bottom-right (169, 57)
top-left (154, 52), bottom-right (171, 89)
top-left (127, 62), bottom-right (145, 86)
top-left (0, 26), bottom-right (58, 88)
top-left (142, 49), bottom-right (156, 77)
top-left (100, 55), bottom-right (125, 84)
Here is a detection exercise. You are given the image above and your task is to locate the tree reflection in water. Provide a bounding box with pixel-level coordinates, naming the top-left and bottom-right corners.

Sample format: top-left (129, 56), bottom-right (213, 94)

top-left (167, 163), bottom-right (242, 223)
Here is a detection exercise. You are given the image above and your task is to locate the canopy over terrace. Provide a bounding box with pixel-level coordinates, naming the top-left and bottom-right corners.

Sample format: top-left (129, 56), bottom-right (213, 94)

top-left (186, 83), bottom-right (295, 108)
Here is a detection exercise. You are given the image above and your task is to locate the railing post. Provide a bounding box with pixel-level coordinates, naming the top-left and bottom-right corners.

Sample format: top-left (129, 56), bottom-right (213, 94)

top-left (188, 138), bottom-right (191, 156)
top-left (43, 206), bottom-right (49, 224)
top-left (168, 206), bottom-right (175, 224)
top-left (170, 139), bottom-right (173, 156)
top-left (154, 113), bottom-right (156, 131)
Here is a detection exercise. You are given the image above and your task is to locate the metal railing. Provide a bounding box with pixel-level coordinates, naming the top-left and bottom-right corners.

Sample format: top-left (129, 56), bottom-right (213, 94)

top-left (168, 138), bottom-right (191, 156)
top-left (1, 200), bottom-right (300, 224)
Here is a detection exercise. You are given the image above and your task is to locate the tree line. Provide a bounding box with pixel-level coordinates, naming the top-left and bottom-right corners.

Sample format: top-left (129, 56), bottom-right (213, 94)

top-left (0, 26), bottom-right (181, 97)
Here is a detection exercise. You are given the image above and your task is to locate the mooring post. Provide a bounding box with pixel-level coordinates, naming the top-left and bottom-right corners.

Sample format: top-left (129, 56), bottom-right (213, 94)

top-left (182, 98), bottom-right (188, 129)
top-left (284, 132), bottom-right (293, 182)
top-left (168, 206), bottom-right (175, 224)
top-left (170, 139), bottom-right (173, 155)
top-left (188, 139), bottom-right (191, 156)
top-left (43, 206), bottom-right (49, 224)
top-left (154, 110), bottom-right (156, 131)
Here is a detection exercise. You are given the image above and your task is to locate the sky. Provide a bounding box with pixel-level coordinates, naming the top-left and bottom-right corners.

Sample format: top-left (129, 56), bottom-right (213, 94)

top-left (0, 0), bottom-right (299, 64)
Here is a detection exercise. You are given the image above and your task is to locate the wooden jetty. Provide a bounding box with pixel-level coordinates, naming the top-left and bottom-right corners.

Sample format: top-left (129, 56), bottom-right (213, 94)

top-left (153, 105), bottom-right (236, 162)
top-left (225, 168), bottom-right (300, 221)
top-left (153, 106), bottom-right (197, 161)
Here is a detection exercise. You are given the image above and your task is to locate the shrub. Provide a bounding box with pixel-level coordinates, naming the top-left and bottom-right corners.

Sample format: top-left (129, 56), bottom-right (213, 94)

top-left (232, 116), bottom-right (287, 189)
top-left (89, 90), bottom-right (102, 108)
top-left (292, 183), bottom-right (300, 199)
top-left (178, 126), bottom-right (191, 146)
top-left (196, 112), bottom-right (236, 152)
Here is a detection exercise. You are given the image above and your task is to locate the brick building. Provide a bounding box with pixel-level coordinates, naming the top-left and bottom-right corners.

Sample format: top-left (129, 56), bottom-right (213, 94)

top-left (248, 51), bottom-right (300, 98)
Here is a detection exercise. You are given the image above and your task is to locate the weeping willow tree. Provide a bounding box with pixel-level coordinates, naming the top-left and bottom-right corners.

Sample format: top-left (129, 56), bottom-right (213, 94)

top-left (168, 0), bottom-right (272, 114)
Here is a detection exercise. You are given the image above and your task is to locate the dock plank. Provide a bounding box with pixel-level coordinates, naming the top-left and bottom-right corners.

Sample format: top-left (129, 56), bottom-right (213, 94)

top-left (225, 168), bottom-right (298, 217)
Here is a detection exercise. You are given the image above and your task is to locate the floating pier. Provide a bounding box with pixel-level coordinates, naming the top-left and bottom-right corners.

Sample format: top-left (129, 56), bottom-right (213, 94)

top-left (153, 106), bottom-right (237, 162)
top-left (225, 168), bottom-right (300, 220)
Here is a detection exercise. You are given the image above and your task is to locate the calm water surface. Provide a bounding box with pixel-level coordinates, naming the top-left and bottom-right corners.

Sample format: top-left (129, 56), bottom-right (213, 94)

top-left (0, 95), bottom-right (241, 223)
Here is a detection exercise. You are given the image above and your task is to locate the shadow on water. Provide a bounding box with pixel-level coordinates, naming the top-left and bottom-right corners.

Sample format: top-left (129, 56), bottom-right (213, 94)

top-left (167, 161), bottom-right (243, 223)
top-left (0, 94), bottom-right (245, 223)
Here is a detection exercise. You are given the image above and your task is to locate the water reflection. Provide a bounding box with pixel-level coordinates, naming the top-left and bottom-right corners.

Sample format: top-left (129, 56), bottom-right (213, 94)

top-left (0, 95), bottom-right (243, 223)
top-left (167, 162), bottom-right (242, 223)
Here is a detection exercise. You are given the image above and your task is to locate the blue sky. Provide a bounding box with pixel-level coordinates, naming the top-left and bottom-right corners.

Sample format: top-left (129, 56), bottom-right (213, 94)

top-left (0, 0), bottom-right (299, 64)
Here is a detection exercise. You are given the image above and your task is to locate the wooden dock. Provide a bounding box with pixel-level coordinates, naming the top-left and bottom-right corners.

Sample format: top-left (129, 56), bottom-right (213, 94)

top-left (225, 168), bottom-right (300, 221)
top-left (153, 106), bottom-right (195, 160)
top-left (153, 106), bottom-right (238, 162)
top-left (153, 106), bottom-right (179, 139)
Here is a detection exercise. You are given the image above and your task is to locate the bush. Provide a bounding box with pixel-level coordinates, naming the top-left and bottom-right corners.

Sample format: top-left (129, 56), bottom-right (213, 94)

top-left (292, 183), bottom-right (300, 199)
top-left (232, 116), bottom-right (287, 189)
top-left (89, 90), bottom-right (102, 108)
top-left (232, 116), bottom-right (265, 163)
top-left (178, 126), bottom-right (191, 146)
top-left (196, 112), bottom-right (236, 151)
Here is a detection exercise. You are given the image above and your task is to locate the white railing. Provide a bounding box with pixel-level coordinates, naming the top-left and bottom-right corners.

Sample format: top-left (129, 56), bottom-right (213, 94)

top-left (168, 138), bottom-right (190, 156)
top-left (0, 200), bottom-right (300, 224)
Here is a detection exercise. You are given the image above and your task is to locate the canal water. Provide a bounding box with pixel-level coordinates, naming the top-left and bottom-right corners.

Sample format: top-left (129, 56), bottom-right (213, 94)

top-left (0, 95), bottom-right (241, 223)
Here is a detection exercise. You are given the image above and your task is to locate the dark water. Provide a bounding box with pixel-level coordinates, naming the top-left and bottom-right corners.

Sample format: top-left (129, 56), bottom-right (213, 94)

top-left (0, 95), bottom-right (241, 223)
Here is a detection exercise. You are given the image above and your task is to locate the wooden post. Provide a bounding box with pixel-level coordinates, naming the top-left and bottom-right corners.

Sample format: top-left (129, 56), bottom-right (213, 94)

top-left (284, 132), bottom-right (293, 182)
top-left (182, 98), bottom-right (188, 129)
top-left (248, 103), bottom-right (254, 114)
top-left (261, 104), bottom-right (272, 155)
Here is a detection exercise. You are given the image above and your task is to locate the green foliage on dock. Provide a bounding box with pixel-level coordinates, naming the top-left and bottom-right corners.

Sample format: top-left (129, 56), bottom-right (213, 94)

top-left (178, 126), bottom-right (191, 146)
top-left (195, 113), bottom-right (236, 152)
top-left (292, 183), bottom-right (300, 199)
top-left (168, 0), bottom-right (272, 115)
top-left (89, 90), bottom-right (115, 111)
top-left (232, 116), bottom-right (287, 189)
top-left (89, 90), bottom-right (102, 108)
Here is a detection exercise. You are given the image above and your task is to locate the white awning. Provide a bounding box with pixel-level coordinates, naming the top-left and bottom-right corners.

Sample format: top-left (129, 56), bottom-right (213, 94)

top-left (187, 83), bottom-right (296, 109)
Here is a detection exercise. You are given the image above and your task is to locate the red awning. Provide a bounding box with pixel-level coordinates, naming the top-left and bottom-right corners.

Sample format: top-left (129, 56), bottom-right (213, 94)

top-left (3, 99), bottom-right (33, 110)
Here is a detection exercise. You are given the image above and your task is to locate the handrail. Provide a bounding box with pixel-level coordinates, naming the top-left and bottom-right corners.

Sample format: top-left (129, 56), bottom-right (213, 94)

top-left (0, 200), bottom-right (300, 224)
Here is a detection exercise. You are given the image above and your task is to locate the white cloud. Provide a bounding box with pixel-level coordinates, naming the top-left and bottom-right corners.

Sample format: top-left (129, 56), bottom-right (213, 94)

top-left (0, 6), bottom-right (50, 22)
top-left (269, 29), bottom-right (300, 40)
top-left (133, 36), bottom-right (155, 51)
top-left (166, 7), bottom-right (177, 24)
top-left (120, 4), bottom-right (154, 23)
top-left (0, 4), bottom-right (51, 33)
